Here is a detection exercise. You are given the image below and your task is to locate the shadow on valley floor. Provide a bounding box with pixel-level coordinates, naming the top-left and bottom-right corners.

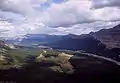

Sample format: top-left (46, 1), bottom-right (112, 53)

top-left (0, 55), bottom-right (120, 83)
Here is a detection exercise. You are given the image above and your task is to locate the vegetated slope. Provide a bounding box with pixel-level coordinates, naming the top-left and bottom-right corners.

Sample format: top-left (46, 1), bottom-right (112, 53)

top-left (0, 40), bottom-right (40, 69)
top-left (0, 49), bottom-right (120, 83)
top-left (0, 40), bottom-right (120, 83)
top-left (0, 40), bottom-right (15, 69)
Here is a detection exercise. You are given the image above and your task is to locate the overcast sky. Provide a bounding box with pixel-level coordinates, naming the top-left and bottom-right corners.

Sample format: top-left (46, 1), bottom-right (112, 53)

top-left (0, 0), bottom-right (120, 39)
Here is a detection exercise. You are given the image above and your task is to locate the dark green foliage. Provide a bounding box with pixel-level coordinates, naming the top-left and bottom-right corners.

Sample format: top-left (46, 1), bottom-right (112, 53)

top-left (0, 44), bottom-right (120, 83)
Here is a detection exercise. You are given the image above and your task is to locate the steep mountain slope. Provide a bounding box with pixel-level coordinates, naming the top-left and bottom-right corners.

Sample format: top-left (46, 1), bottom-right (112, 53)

top-left (90, 24), bottom-right (120, 48)
top-left (44, 34), bottom-right (105, 53)
top-left (44, 24), bottom-right (120, 50)
top-left (43, 24), bottom-right (120, 61)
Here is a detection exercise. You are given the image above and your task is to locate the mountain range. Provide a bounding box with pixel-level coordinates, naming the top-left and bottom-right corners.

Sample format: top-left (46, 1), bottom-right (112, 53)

top-left (0, 24), bottom-right (120, 83)
top-left (5, 24), bottom-right (120, 61)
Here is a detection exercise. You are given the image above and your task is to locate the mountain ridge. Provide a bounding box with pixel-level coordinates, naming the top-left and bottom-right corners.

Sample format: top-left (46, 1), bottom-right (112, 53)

top-left (90, 24), bottom-right (120, 48)
top-left (4, 24), bottom-right (120, 61)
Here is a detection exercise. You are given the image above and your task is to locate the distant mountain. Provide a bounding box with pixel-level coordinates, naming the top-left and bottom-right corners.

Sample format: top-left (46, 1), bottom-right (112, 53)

top-left (5, 24), bottom-right (120, 48)
top-left (6, 34), bottom-right (63, 46)
top-left (5, 24), bottom-right (120, 61)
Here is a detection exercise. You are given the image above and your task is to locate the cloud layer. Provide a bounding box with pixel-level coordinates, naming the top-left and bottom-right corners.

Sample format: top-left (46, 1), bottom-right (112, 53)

top-left (0, 0), bottom-right (120, 39)
top-left (92, 0), bottom-right (120, 9)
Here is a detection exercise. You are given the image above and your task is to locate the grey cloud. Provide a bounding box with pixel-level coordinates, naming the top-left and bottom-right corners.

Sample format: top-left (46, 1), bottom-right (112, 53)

top-left (0, 11), bottom-right (26, 23)
top-left (54, 21), bottom-right (120, 35)
top-left (92, 0), bottom-right (120, 9)
top-left (0, 0), bottom-right (34, 15)
top-left (46, 20), bottom-right (96, 28)
top-left (0, 0), bottom-right (47, 15)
